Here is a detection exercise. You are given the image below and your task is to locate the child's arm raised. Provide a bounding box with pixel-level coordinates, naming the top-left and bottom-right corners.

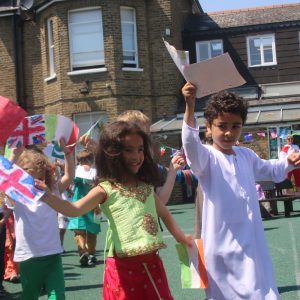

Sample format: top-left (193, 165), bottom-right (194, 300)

top-left (36, 180), bottom-right (106, 217)
top-left (155, 193), bottom-right (192, 247)
top-left (156, 152), bottom-right (186, 205)
top-left (57, 138), bottom-right (75, 193)
top-left (182, 82), bottom-right (197, 128)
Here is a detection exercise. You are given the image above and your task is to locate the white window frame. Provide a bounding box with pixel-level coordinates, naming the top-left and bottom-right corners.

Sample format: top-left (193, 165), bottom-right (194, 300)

top-left (247, 34), bottom-right (277, 67)
top-left (195, 39), bottom-right (223, 62)
top-left (68, 7), bottom-right (105, 71)
top-left (46, 18), bottom-right (56, 79)
top-left (120, 6), bottom-right (138, 68)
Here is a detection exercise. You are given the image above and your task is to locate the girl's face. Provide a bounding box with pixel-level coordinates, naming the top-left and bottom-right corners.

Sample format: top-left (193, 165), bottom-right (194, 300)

top-left (207, 112), bottom-right (243, 155)
top-left (121, 133), bottom-right (145, 175)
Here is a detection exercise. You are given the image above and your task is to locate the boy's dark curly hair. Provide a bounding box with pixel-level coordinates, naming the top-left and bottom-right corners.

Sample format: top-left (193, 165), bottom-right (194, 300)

top-left (204, 90), bottom-right (248, 125)
top-left (95, 121), bottom-right (163, 186)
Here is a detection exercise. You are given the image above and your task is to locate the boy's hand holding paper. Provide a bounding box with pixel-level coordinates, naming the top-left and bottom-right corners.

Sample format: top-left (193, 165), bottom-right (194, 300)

top-left (164, 39), bottom-right (246, 98)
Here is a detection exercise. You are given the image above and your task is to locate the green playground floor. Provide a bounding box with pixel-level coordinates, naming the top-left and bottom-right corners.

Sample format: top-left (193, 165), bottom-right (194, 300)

top-left (4, 201), bottom-right (300, 299)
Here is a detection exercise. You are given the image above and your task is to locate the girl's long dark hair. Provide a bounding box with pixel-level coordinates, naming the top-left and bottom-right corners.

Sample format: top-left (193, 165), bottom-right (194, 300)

top-left (95, 121), bottom-right (163, 186)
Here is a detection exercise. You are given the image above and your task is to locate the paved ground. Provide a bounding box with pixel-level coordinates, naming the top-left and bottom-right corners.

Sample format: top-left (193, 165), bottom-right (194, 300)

top-left (3, 202), bottom-right (300, 299)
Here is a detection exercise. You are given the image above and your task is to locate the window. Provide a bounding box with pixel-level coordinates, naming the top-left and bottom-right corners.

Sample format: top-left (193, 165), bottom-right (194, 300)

top-left (247, 34), bottom-right (276, 67)
top-left (120, 7), bottom-right (138, 68)
top-left (69, 8), bottom-right (105, 71)
top-left (195, 40), bottom-right (223, 62)
top-left (46, 18), bottom-right (56, 78)
top-left (73, 112), bottom-right (108, 153)
top-left (268, 126), bottom-right (291, 159)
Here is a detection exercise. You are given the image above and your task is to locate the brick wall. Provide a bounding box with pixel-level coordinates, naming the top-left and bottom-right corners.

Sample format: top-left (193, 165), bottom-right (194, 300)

top-left (19, 0), bottom-right (192, 124)
top-left (0, 17), bottom-right (16, 101)
top-left (0, 0), bottom-right (193, 204)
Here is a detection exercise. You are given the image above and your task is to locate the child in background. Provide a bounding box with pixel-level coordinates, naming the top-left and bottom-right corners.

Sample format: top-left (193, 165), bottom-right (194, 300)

top-left (0, 193), bottom-right (12, 298)
top-left (182, 82), bottom-right (300, 299)
top-left (279, 134), bottom-right (300, 192)
top-left (10, 140), bottom-right (74, 300)
top-left (68, 149), bottom-right (100, 267)
top-left (54, 159), bottom-right (72, 250)
top-left (4, 206), bottom-right (20, 283)
top-left (36, 121), bottom-right (192, 300)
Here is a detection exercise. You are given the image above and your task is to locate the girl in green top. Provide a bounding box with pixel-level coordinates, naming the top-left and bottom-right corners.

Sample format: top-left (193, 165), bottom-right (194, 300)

top-left (36, 121), bottom-right (192, 300)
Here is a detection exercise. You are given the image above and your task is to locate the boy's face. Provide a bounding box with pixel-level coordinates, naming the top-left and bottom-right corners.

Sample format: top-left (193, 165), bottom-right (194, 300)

top-left (207, 112), bottom-right (243, 155)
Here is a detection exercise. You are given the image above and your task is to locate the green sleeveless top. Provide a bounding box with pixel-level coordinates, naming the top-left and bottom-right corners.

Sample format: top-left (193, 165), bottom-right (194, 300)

top-left (99, 181), bottom-right (166, 258)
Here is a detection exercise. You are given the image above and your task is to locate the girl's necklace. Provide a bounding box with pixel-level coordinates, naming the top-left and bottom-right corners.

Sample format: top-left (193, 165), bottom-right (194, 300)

top-left (114, 182), bottom-right (151, 203)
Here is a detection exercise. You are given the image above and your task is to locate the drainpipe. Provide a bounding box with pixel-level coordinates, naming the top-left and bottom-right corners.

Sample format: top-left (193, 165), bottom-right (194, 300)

top-left (12, 10), bottom-right (25, 109)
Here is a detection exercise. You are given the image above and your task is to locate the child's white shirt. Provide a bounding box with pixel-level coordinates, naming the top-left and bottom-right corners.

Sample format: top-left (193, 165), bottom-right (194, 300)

top-left (13, 183), bottom-right (62, 262)
top-left (182, 120), bottom-right (291, 300)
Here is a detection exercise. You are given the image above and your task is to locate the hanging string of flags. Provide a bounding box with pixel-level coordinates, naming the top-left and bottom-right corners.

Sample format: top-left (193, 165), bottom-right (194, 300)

top-left (241, 130), bottom-right (299, 142)
top-left (160, 144), bottom-right (181, 157)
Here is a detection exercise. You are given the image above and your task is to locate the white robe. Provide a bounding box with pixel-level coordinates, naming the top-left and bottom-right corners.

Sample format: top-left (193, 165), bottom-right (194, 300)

top-left (182, 121), bottom-right (292, 300)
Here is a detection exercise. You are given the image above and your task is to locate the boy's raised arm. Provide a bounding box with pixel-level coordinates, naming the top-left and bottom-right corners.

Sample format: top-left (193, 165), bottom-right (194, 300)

top-left (182, 82), bottom-right (197, 128)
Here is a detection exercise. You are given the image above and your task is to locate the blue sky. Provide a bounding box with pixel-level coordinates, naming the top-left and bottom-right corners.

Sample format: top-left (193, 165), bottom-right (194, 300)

top-left (199, 0), bottom-right (300, 12)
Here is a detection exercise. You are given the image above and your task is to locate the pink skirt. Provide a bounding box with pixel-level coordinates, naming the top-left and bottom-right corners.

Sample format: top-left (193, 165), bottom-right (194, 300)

top-left (103, 252), bottom-right (173, 300)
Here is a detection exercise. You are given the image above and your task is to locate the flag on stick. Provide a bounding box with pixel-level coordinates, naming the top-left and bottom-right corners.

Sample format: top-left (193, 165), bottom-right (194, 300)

top-left (0, 155), bottom-right (45, 206)
top-left (7, 114), bottom-right (46, 148)
top-left (176, 239), bottom-right (208, 289)
top-left (160, 145), bottom-right (166, 156)
top-left (7, 114), bottom-right (79, 149)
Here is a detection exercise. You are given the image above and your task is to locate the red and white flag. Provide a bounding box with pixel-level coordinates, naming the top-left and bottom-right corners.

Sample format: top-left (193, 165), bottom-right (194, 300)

top-left (0, 96), bottom-right (27, 145)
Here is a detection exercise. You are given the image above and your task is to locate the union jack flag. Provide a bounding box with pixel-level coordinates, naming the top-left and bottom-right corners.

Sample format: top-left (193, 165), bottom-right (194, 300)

top-left (0, 155), bottom-right (45, 206)
top-left (7, 114), bottom-right (46, 148)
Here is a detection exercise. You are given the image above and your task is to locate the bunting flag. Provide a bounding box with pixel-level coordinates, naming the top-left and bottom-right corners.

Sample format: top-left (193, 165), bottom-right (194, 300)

top-left (160, 145), bottom-right (166, 156)
top-left (7, 114), bottom-right (79, 149)
top-left (0, 96), bottom-right (27, 146)
top-left (0, 155), bottom-right (45, 206)
top-left (243, 133), bottom-right (253, 142)
top-left (257, 132), bottom-right (266, 138)
top-left (176, 239), bottom-right (208, 289)
top-left (270, 130), bottom-right (278, 139)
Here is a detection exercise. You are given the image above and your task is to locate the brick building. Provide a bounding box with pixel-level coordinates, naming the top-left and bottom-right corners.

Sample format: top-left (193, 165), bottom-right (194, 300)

top-left (152, 3), bottom-right (300, 162)
top-left (4, 2), bottom-right (300, 204)
top-left (0, 0), bottom-right (200, 128)
top-left (0, 0), bottom-right (201, 203)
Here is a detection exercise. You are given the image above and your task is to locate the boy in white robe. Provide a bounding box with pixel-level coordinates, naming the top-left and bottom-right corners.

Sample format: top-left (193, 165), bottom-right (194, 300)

top-left (181, 82), bottom-right (300, 300)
